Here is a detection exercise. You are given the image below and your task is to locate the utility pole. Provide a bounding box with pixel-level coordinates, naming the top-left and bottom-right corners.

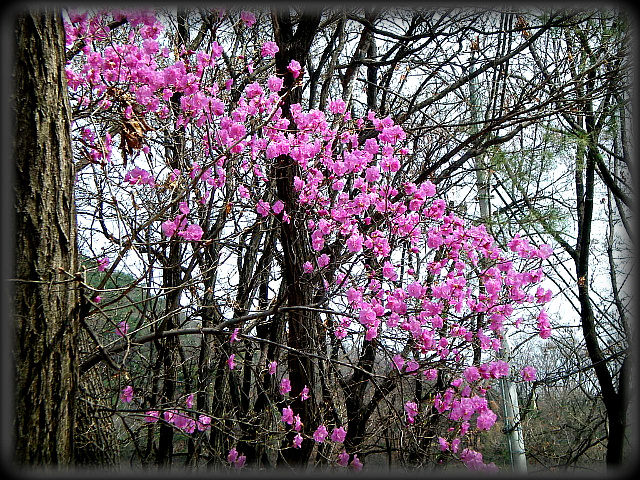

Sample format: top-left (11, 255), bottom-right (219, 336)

top-left (499, 333), bottom-right (528, 474)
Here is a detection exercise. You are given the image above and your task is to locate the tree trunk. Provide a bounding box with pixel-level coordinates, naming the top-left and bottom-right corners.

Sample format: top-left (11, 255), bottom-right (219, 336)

top-left (270, 7), bottom-right (322, 469)
top-left (13, 8), bottom-right (80, 466)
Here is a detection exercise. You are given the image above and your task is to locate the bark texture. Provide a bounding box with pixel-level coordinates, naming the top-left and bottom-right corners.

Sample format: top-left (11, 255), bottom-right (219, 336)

top-left (270, 7), bottom-right (322, 468)
top-left (13, 8), bottom-right (79, 466)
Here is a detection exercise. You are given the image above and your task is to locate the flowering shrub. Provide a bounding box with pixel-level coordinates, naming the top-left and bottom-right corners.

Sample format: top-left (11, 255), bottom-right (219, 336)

top-left (67, 7), bottom-right (553, 472)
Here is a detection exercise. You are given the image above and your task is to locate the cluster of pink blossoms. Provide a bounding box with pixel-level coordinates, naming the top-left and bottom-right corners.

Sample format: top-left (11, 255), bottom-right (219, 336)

top-left (141, 393), bottom-right (212, 435)
top-left (67, 9), bottom-right (555, 473)
top-left (277, 383), bottom-right (361, 469)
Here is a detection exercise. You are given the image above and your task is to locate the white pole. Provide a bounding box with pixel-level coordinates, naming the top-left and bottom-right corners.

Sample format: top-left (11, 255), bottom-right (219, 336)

top-left (500, 333), bottom-right (528, 474)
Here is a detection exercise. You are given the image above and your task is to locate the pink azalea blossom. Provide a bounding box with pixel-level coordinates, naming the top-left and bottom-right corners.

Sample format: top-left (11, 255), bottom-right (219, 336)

top-left (464, 366), bottom-right (481, 383)
top-left (317, 254), bottom-right (330, 268)
top-left (404, 401), bottom-right (419, 424)
top-left (120, 385), bottom-right (134, 403)
top-left (267, 75), bottom-right (283, 92)
top-left (300, 385), bottom-right (310, 401)
top-left (256, 199), bottom-right (270, 217)
top-left (124, 167), bottom-right (155, 186)
top-left (97, 256), bottom-right (109, 272)
top-left (144, 410), bottom-right (159, 423)
top-left (521, 365), bottom-right (537, 382)
top-left (227, 354), bottom-right (236, 370)
top-left (329, 98), bottom-right (346, 114)
top-left (281, 406), bottom-right (294, 424)
top-left (287, 59), bottom-right (302, 78)
top-left (476, 409), bottom-right (497, 431)
top-left (115, 320), bottom-right (129, 337)
top-left (268, 361), bottom-right (277, 375)
top-left (351, 454), bottom-right (363, 471)
top-left (240, 11), bottom-right (256, 27)
top-left (280, 377), bottom-right (291, 395)
top-left (197, 414), bottom-right (212, 431)
top-left (238, 185), bottom-right (250, 198)
top-left (177, 224), bottom-right (203, 241)
top-left (313, 424), bottom-right (328, 443)
top-left (227, 448), bottom-right (238, 464)
top-left (331, 426), bottom-right (347, 442)
top-left (261, 41), bottom-right (279, 57)
top-left (293, 433), bottom-right (303, 448)
top-left (293, 414), bottom-right (303, 431)
top-left (337, 450), bottom-right (350, 467)
top-left (272, 200), bottom-right (285, 214)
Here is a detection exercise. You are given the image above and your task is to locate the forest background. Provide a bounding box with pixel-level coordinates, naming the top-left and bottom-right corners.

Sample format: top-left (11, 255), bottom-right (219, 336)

top-left (4, 2), bottom-right (636, 476)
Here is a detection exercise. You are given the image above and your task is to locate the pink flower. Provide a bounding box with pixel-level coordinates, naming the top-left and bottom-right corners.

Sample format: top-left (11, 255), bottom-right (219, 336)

top-left (261, 41), bottom-right (279, 57)
top-left (245, 81), bottom-right (262, 98)
top-left (256, 199), bottom-right (270, 217)
top-left (164, 410), bottom-right (177, 423)
top-left (234, 454), bottom-right (246, 469)
top-left (537, 309), bottom-right (552, 339)
top-left (438, 437), bottom-right (449, 451)
top-left (115, 320), bottom-right (129, 337)
top-left (392, 354), bottom-right (405, 371)
top-left (120, 385), bottom-right (134, 403)
top-left (521, 365), bottom-right (537, 382)
top-left (281, 406), bottom-right (294, 424)
top-left (125, 167), bottom-right (155, 186)
top-left (287, 59), bottom-right (302, 78)
top-left (197, 414), bottom-right (212, 431)
top-left (267, 75), bottom-right (283, 92)
top-left (476, 409), bottom-right (497, 431)
top-left (230, 327), bottom-right (240, 343)
top-left (272, 200), bottom-right (285, 214)
top-left (313, 424), bottom-right (328, 443)
top-left (185, 393), bottom-right (194, 408)
top-left (227, 448), bottom-right (238, 464)
top-left (329, 99), bottom-right (346, 114)
top-left (407, 281), bottom-right (425, 298)
top-left (227, 354), bottom-right (236, 370)
top-left (178, 201), bottom-right (190, 215)
top-left (240, 11), bottom-right (256, 27)
top-left (464, 366), bottom-right (481, 383)
top-left (536, 243), bottom-right (553, 259)
top-left (144, 410), bottom-right (159, 423)
top-left (293, 433), bottom-right (303, 448)
top-left (351, 454), bottom-right (363, 471)
top-left (238, 185), bottom-right (250, 198)
top-left (423, 368), bottom-right (438, 380)
top-left (93, 295), bottom-right (101, 303)
top-left (300, 385), bottom-right (310, 401)
top-left (268, 361), bottom-right (277, 375)
top-left (382, 261), bottom-right (398, 281)
top-left (365, 165), bottom-right (381, 183)
top-left (177, 224), bottom-right (203, 241)
top-left (346, 232), bottom-right (363, 253)
top-left (280, 377), bottom-right (291, 395)
top-left (228, 448), bottom-right (246, 468)
top-left (331, 426), bottom-right (347, 443)
top-left (303, 261), bottom-right (314, 273)
top-left (317, 254), bottom-right (330, 268)
top-left (405, 360), bottom-right (419, 373)
top-left (404, 401), bottom-right (419, 424)
top-left (337, 450), bottom-right (350, 467)
top-left (97, 256), bottom-right (109, 272)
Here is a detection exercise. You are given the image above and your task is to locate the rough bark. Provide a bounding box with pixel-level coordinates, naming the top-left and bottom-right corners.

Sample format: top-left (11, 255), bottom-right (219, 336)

top-left (270, 7), bottom-right (322, 469)
top-left (13, 8), bottom-right (80, 466)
